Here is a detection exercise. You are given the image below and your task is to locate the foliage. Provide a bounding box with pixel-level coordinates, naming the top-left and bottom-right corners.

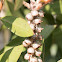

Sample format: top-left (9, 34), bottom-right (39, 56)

top-left (0, 0), bottom-right (62, 62)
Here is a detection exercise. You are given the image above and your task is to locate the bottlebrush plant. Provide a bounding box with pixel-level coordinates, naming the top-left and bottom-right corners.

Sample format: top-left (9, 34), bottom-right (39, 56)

top-left (0, 0), bottom-right (62, 62)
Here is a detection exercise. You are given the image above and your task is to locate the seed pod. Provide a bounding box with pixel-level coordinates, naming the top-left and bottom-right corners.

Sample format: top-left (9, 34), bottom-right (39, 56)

top-left (38, 58), bottom-right (42, 62)
top-left (30, 57), bottom-right (38, 62)
top-left (32, 42), bottom-right (41, 49)
top-left (24, 53), bottom-right (31, 60)
top-left (26, 13), bottom-right (33, 21)
top-left (35, 50), bottom-right (42, 57)
top-left (24, 39), bottom-right (32, 45)
top-left (30, 23), bottom-right (35, 30)
top-left (39, 11), bottom-right (44, 17)
top-left (33, 19), bottom-right (42, 24)
top-left (27, 47), bottom-right (35, 54)
top-left (36, 27), bottom-right (44, 32)
top-left (23, 41), bottom-right (28, 47)
top-left (36, 3), bottom-right (43, 10)
top-left (0, 1), bottom-right (3, 11)
top-left (31, 10), bottom-right (39, 16)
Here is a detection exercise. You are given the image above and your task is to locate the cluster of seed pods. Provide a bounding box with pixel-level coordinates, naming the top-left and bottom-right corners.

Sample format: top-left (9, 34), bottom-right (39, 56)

top-left (23, 0), bottom-right (52, 62)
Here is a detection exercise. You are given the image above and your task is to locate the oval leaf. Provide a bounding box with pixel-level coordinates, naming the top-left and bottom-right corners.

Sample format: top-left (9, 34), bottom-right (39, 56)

top-left (1, 16), bottom-right (33, 37)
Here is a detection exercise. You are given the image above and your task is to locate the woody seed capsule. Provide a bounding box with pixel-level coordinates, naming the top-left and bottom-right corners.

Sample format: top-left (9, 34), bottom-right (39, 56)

top-left (36, 3), bottom-right (43, 10)
top-left (39, 12), bottom-right (44, 17)
top-left (32, 42), bottom-right (41, 49)
top-left (30, 23), bottom-right (35, 30)
top-left (23, 41), bottom-right (28, 47)
top-left (26, 13), bottom-right (33, 21)
top-left (31, 10), bottom-right (39, 16)
top-left (35, 50), bottom-right (42, 57)
top-left (33, 19), bottom-right (42, 24)
top-left (30, 57), bottom-right (38, 62)
top-left (24, 39), bottom-right (32, 45)
top-left (24, 53), bottom-right (31, 60)
top-left (27, 47), bottom-right (35, 54)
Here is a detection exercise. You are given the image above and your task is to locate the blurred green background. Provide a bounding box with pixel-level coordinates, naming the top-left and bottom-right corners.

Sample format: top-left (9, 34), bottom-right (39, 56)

top-left (0, 0), bottom-right (62, 62)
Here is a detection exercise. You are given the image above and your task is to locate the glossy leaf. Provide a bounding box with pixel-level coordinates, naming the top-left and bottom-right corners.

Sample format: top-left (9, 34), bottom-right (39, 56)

top-left (0, 45), bottom-right (25, 62)
top-left (1, 16), bottom-right (33, 37)
top-left (7, 1), bottom-right (23, 17)
top-left (41, 25), bottom-right (57, 40)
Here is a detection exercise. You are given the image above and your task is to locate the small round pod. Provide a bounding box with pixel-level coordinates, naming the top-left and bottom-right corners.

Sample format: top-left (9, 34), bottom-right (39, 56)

top-left (24, 39), bottom-right (32, 45)
top-left (39, 11), bottom-right (44, 17)
top-left (26, 13), bottom-right (33, 21)
top-left (35, 50), bottom-right (42, 57)
top-left (23, 41), bottom-right (28, 47)
top-left (30, 23), bottom-right (35, 30)
top-left (31, 10), bottom-right (39, 16)
top-left (24, 53), bottom-right (32, 60)
top-left (30, 57), bottom-right (38, 62)
top-left (36, 3), bottom-right (43, 10)
top-left (27, 47), bottom-right (35, 54)
top-left (38, 58), bottom-right (42, 62)
top-left (33, 19), bottom-right (43, 24)
top-left (32, 42), bottom-right (41, 49)
top-left (36, 27), bottom-right (44, 33)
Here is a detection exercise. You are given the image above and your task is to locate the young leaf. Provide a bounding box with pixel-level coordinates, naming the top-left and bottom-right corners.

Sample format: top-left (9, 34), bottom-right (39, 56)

top-left (41, 25), bottom-right (57, 40)
top-left (0, 45), bottom-right (26, 62)
top-left (1, 16), bottom-right (34, 37)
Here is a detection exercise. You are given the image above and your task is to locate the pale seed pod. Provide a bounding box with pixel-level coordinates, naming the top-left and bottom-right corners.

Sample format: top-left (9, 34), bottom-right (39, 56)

top-left (38, 58), bottom-right (42, 62)
top-left (30, 23), bottom-right (35, 30)
top-left (33, 19), bottom-right (42, 24)
top-left (23, 41), bottom-right (28, 47)
top-left (39, 12), bottom-right (44, 17)
top-left (27, 47), bottom-right (35, 54)
top-left (36, 27), bottom-right (44, 32)
top-left (32, 42), bottom-right (41, 49)
top-left (35, 50), bottom-right (42, 57)
top-left (24, 39), bottom-right (32, 45)
top-left (26, 13), bottom-right (33, 21)
top-left (24, 53), bottom-right (31, 60)
top-left (30, 57), bottom-right (38, 62)
top-left (36, 3), bottom-right (43, 10)
top-left (31, 10), bottom-right (39, 16)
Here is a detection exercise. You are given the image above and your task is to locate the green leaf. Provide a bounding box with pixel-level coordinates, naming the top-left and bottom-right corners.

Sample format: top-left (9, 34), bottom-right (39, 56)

top-left (41, 25), bottom-right (57, 40)
top-left (43, 1), bottom-right (61, 14)
top-left (1, 16), bottom-right (34, 37)
top-left (7, 1), bottom-right (23, 17)
top-left (53, 25), bottom-right (62, 51)
top-left (0, 45), bottom-right (26, 62)
top-left (59, 0), bottom-right (62, 14)
top-left (14, 0), bottom-right (23, 10)
top-left (57, 59), bottom-right (62, 62)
